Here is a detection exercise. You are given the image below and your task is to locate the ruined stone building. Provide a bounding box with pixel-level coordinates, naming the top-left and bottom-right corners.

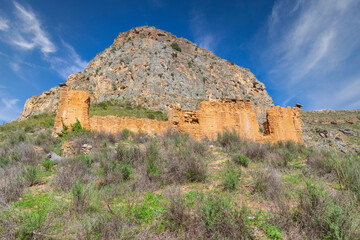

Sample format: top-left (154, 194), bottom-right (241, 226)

top-left (53, 83), bottom-right (304, 144)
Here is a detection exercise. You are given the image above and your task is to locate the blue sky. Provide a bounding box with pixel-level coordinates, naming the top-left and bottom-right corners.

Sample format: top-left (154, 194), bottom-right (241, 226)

top-left (0, 0), bottom-right (359, 122)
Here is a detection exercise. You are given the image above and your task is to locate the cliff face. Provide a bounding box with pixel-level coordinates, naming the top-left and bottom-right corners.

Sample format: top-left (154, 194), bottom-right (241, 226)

top-left (19, 26), bottom-right (274, 123)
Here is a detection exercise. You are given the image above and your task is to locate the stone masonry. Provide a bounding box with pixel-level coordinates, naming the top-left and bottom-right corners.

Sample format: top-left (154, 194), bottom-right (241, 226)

top-left (52, 83), bottom-right (304, 144)
top-left (52, 84), bottom-right (91, 136)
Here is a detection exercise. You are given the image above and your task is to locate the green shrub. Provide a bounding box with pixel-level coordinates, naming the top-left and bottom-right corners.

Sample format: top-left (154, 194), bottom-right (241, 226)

top-left (233, 154), bottom-right (249, 167)
top-left (334, 154), bottom-right (360, 202)
top-left (217, 130), bottom-right (242, 150)
top-left (22, 166), bottom-right (41, 186)
top-left (121, 129), bottom-right (131, 139)
top-left (71, 119), bottom-right (86, 133)
top-left (222, 161), bottom-right (239, 191)
top-left (42, 159), bottom-right (55, 171)
top-left (71, 180), bottom-right (87, 211)
top-left (121, 164), bottom-right (132, 180)
top-left (9, 130), bottom-right (27, 145)
top-left (170, 42), bottom-right (181, 52)
top-left (295, 181), bottom-right (359, 239)
top-left (0, 156), bottom-right (11, 168)
top-left (15, 209), bottom-right (47, 239)
top-left (200, 194), bottom-right (251, 238)
top-left (146, 141), bottom-right (160, 176)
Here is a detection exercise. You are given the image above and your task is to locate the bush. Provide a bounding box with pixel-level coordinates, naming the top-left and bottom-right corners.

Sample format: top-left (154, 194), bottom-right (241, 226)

top-left (0, 168), bottom-right (25, 203)
top-left (163, 187), bottom-right (189, 229)
top-left (121, 129), bottom-right (131, 140)
top-left (222, 161), bottom-right (239, 191)
top-left (53, 158), bottom-right (92, 192)
top-left (146, 140), bottom-right (160, 176)
top-left (42, 159), bottom-right (55, 171)
top-left (161, 132), bottom-right (207, 183)
top-left (170, 42), bottom-right (181, 52)
top-left (121, 164), bottom-right (132, 180)
top-left (199, 194), bottom-right (251, 239)
top-left (217, 130), bottom-right (242, 150)
top-left (232, 154), bottom-right (249, 167)
top-left (15, 209), bottom-right (49, 239)
top-left (71, 180), bottom-right (88, 211)
top-left (334, 154), bottom-right (360, 202)
top-left (294, 181), bottom-right (360, 239)
top-left (9, 130), bottom-right (27, 146)
top-left (253, 169), bottom-right (284, 200)
top-left (12, 143), bottom-right (40, 165)
top-left (22, 165), bottom-right (41, 186)
top-left (243, 142), bottom-right (269, 161)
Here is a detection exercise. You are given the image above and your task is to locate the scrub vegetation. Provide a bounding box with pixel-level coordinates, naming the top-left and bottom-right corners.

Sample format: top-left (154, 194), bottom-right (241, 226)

top-left (0, 112), bottom-right (359, 239)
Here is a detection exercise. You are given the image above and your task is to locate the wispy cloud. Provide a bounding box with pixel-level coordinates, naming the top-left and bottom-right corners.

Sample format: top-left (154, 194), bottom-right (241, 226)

top-left (2, 98), bottom-right (19, 109)
top-left (9, 62), bottom-right (20, 72)
top-left (47, 40), bottom-right (88, 79)
top-left (189, 10), bottom-right (218, 52)
top-left (0, 96), bottom-right (21, 122)
top-left (261, 0), bottom-right (360, 110)
top-left (0, 2), bottom-right (87, 80)
top-left (0, 16), bottom-right (9, 31)
top-left (12, 1), bottom-right (56, 54)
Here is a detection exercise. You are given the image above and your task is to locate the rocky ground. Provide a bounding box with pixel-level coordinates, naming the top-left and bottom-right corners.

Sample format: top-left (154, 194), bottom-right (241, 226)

top-left (301, 109), bottom-right (360, 153)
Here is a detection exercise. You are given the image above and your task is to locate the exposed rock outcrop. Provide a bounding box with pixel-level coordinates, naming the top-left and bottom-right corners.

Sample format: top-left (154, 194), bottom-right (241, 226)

top-left (19, 26), bottom-right (273, 123)
top-left (19, 86), bottom-right (60, 119)
top-left (301, 109), bottom-right (360, 153)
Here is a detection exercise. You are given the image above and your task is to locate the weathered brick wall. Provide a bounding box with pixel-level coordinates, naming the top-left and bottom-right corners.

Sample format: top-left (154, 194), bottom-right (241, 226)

top-left (52, 84), bottom-right (91, 136)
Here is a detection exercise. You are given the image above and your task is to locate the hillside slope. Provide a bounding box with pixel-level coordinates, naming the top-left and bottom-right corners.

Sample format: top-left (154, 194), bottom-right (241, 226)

top-left (302, 109), bottom-right (360, 153)
top-left (19, 26), bottom-right (273, 123)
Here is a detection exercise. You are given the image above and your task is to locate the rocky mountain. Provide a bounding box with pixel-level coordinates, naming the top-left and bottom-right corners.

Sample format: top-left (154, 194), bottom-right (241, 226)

top-left (19, 26), bottom-right (273, 123)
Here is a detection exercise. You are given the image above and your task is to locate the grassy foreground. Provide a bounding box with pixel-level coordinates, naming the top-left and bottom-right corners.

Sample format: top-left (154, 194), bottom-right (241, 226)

top-left (0, 113), bottom-right (359, 239)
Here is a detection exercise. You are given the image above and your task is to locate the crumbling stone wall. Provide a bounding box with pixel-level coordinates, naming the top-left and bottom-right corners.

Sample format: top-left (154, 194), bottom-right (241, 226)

top-left (52, 84), bottom-right (91, 136)
top-left (52, 86), bottom-right (304, 144)
top-left (262, 105), bottom-right (304, 144)
top-left (169, 99), bottom-right (262, 141)
top-left (89, 115), bottom-right (168, 135)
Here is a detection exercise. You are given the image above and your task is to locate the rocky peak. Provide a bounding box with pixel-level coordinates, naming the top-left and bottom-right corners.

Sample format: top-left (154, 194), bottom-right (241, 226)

top-left (19, 26), bottom-right (274, 123)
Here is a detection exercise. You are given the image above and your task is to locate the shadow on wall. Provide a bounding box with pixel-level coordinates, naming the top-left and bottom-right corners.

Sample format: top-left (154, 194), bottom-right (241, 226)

top-left (52, 84), bottom-right (304, 144)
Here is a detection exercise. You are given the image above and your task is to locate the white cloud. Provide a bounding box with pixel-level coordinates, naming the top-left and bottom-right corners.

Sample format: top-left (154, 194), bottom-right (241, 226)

top-left (12, 1), bottom-right (56, 54)
top-left (2, 98), bottom-right (19, 109)
top-left (0, 16), bottom-right (9, 31)
top-left (261, 0), bottom-right (360, 109)
top-left (46, 40), bottom-right (88, 79)
top-left (189, 11), bottom-right (218, 52)
top-left (0, 97), bottom-right (21, 122)
top-left (0, 2), bottom-right (87, 80)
